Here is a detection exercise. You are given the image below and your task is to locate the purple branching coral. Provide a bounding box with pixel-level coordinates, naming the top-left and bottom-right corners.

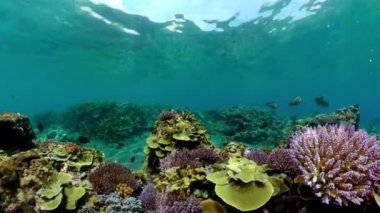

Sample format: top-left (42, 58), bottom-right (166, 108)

top-left (158, 110), bottom-right (177, 121)
top-left (245, 150), bottom-right (270, 165)
top-left (268, 148), bottom-right (298, 173)
top-left (89, 163), bottom-right (138, 194)
top-left (156, 192), bottom-right (201, 213)
top-left (245, 149), bottom-right (297, 173)
top-left (138, 183), bottom-right (156, 212)
top-left (290, 124), bottom-right (380, 206)
top-left (159, 147), bottom-right (217, 171)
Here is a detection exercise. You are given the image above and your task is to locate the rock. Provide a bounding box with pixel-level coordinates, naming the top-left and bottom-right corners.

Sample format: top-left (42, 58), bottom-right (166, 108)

top-left (0, 112), bottom-right (35, 151)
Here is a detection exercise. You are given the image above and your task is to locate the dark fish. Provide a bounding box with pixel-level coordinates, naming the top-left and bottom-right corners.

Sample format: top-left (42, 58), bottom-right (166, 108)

top-left (37, 123), bottom-right (44, 132)
top-left (77, 136), bottom-right (90, 144)
top-left (314, 96), bottom-right (329, 108)
top-left (265, 101), bottom-right (278, 109)
top-left (289, 96), bottom-right (302, 106)
top-left (130, 156), bottom-right (136, 163)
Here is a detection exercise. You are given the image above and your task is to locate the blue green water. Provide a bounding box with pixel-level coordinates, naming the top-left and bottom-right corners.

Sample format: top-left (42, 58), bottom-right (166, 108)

top-left (1, 0), bottom-right (380, 124)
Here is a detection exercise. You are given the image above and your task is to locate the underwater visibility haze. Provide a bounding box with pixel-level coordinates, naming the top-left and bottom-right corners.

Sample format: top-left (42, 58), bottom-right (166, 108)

top-left (1, 0), bottom-right (380, 212)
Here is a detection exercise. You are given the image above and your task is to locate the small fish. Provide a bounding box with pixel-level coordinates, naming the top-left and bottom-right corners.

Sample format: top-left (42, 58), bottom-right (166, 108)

top-left (130, 156), bottom-right (136, 163)
top-left (314, 96), bottom-right (329, 108)
top-left (265, 101), bottom-right (278, 109)
top-left (77, 136), bottom-right (90, 144)
top-left (289, 96), bottom-right (302, 106)
top-left (37, 123), bottom-right (44, 132)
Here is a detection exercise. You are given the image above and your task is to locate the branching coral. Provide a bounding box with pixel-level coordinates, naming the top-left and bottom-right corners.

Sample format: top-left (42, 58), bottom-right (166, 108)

top-left (138, 183), bottom-right (156, 212)
top-left (89, 163), bottom-right (137, 195)
top-left (155, 192), bottom-right (201, 213)
top-left (159, 147), bottom-right (217, 171)
top-left (98, 193), bottom-right (143, 213)
top-left (290, 124), bottom-right (380, 206)
top-left (245, 148), bottom-right (297, 173)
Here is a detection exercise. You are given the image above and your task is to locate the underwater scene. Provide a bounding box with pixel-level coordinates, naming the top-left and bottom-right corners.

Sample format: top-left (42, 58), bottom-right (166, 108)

top-left (1, 0), bottom-right (380, 212)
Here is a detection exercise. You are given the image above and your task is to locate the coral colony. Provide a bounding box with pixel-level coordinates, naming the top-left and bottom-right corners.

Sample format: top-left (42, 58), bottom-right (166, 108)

top-left (1, 105), bottom-right (380, 212)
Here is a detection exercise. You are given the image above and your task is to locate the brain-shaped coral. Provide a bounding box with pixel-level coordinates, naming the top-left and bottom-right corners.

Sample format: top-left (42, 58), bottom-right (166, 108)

top-left (290, 124), bottom-right (380, 206)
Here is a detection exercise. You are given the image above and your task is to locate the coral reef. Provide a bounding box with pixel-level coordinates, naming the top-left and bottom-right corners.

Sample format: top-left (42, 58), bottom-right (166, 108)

top-left (144, 110), bottom-right (212, 174)
top-left (89, 163), bottom-right (138, 195)
top-left (204, 106), bottom-right (289, 147)
top-left (291, 105), bottom-right (360, 131)
top-left (0, 140), bottom-right (103, 211)
top-left (155, 192), bottom-right (201, 213)
top-left (98, 193), bottom-right (143, 213)
top-left (1, 106), bottom-right (380, 213)
top-left (245, 148), bottom-right (297, 173)
top-left (62, 102), bottom-right (163, 143)
top-left (206, 156), bottom-right (276, 211)
top-left (290, 124), bottom-right (380, 206)
top-left (138, 183), bottom-right (156, 212)
top-left (0, 112), bottom-right (35, 152)
top-left (159, 147), bottom-right (217, 171)
top-left (154, 166), bottom-right (208, 196)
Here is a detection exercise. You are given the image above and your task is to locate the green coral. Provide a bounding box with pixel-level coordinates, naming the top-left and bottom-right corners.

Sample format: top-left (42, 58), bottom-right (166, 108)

top-left (144, 111), bottom-right (212, 174)
top-left (64, 185), bottom-right (86, 210)
top-left (36, 172), bottom-right (72, 210)
top-left (36, 172), bottom-right (87, 211)
top-left (154, 166), bottom-right (207, 196)
top-left (38, 193), bottom-right (63, 211)
top-left (0, 142), bottom-right (101, 211)
top-left (41, 142), bottom-right (104, 171)
top-left (206, 157), bottom-right (275, 211)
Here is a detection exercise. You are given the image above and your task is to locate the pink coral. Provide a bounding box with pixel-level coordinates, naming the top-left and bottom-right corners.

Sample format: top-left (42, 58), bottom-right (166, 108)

top-left (290, 124), bottom-right (380, 206)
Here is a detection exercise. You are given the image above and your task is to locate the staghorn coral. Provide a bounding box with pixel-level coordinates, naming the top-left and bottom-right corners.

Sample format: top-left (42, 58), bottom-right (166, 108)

top-left (159, 147), bottom-right (217, 171)
top-left (268, 149), bottom-right (298, 173)
top-left (138, 183), bottom-right (156, 212)
top-left (245, 148), bottom-right (297, 173)
top-left (290, 124), bottom-right (380, 206)
top-left (245, 149), bottom-right (270, 165)
top-left (89, 163), bottom-right (137, 195)
top-left (156, 192), bottom-right (201, 213)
